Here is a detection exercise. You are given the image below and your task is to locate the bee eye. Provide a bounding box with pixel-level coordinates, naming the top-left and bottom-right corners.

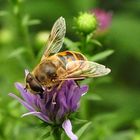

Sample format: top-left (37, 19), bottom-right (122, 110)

top-left (39, 75), bottom-right (45, 81)
top-left (26, 74), bottom-right (33, 82)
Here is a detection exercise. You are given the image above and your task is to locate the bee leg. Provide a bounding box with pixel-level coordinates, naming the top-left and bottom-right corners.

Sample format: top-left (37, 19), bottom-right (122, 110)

top-left (24, 84), bottom-right (28, 92)
top-left (75, 80), bottom-right (80, 87)
top-left (52, 81), bottom-right (64, 104)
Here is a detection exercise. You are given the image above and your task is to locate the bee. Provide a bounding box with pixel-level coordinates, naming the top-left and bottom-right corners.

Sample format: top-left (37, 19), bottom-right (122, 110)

top-left (25, 17), bottom-right (111, 103)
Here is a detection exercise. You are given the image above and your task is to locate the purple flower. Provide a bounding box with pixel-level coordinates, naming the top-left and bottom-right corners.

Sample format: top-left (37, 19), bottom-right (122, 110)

top-left (92, 8), bottom-right (112, 32)
top-left (9, 80), bottom-right (88, 140)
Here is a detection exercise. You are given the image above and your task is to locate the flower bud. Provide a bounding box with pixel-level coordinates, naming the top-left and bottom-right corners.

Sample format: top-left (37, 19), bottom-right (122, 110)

top-left (35, 31), bottom-right (50, 47)
top-left (0, 29), bottom-right (13, 44)
top-left (74, 12), bottom-right (98, 34)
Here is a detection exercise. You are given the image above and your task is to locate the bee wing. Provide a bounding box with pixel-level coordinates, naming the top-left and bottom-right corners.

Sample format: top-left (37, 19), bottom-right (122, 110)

top-left (60, 60), bottom-right (111, 80)
top-left (42, 17), bottom-right (66, 59)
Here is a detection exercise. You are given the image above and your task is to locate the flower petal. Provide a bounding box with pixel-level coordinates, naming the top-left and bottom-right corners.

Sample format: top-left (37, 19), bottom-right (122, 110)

top-left (15, 82), bottom-right (36, 105)
top-left (81, 85), bottom-right (88, 96)
top-left (62, 119), bottom-right (78, 140)
top-left (70, 85), bottom-right (88, 112)
top-left (21, 111), bottom-right (41, 117)
top-left (9, 93), bottom-right (35, 111)
top-left (66, 84), bottom-right (77, 107)
top-left (21, 111), bottom-right (51, 123)
top-left (15, 83), bottom-right (45, 112)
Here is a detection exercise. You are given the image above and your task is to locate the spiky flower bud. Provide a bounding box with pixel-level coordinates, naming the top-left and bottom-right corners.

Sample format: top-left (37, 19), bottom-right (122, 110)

top-left (74, 12), bottom-right (98, 34)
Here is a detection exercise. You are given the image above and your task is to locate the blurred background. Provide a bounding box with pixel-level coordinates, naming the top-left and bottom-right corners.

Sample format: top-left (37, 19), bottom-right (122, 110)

top-left (0, 0), bottom-right (140, 140)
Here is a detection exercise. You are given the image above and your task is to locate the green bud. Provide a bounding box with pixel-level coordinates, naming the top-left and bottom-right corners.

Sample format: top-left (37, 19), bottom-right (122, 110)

top-left (74, 12), bottom-right (98, 34)
top-left (0, 29), bottom-right (13, 44)
top-left (35, 31), bottom-right (50, 48)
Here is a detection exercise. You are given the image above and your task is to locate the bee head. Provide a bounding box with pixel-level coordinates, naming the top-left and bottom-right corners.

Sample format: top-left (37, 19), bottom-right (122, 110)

top-left (25, 70), bottom-right (44, 94)
top-left (33, 61), bottom-right (58, 91)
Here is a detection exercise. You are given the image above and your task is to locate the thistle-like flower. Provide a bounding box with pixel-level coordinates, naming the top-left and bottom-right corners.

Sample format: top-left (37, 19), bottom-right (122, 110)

top-left (9, 79), bottom-right (88, 140)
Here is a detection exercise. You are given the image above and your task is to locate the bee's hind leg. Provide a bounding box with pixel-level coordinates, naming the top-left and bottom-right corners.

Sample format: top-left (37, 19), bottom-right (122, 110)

top-left (75, 80), bottom-right (80, 87)
top-left (24, 84), bottom-right (28, 92)
top-left (52, 81), bottom-right (64, 104)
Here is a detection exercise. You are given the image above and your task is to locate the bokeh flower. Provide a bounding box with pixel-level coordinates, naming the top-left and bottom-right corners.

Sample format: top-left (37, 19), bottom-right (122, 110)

top-left (35, 31), bottom-right (50, 47)
top-left (9, 79), bottom-right (88, 140)
top-left (0, 29), bottom-right (13, 44)
top-left (91, 8), bottom-right (112, 33)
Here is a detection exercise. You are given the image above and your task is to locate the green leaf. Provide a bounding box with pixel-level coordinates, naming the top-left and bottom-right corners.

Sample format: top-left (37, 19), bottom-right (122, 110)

top-left (91, 49), bottom-right (114, 61)
top-left (36, 46), bottom-right (45, 63)
top-left (39, 126), bottom-right (52, 140)
top-left (72, 118), bottom-right (88, 125)
top-left (85, 94), bottom-right (102, 101)
top-left (0, 10), bottom-right (8, 16)
top-left (106, 130), bottom-right (135, 140)
top-left (41, 131), bottom-right (51, 140)
top-left (64, 38), bottom-right (73, 46)
top-left (76, 122), bottom-right (92, 138)
top-left (22, 14), bottom-right (30, 26)
top-left (91, 39), bottom-right (102, 47)
top-left (64, 38), bottom-right (81, 51)
top-left (7, 48), bottom-right (26, 59)
top-left (28, 19), bottom-right (41, 26)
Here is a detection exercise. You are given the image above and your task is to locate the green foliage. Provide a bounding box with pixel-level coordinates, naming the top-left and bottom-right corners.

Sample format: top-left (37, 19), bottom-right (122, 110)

top-left (90, 49), bottom-right (114, 61)
top-left (0, 0), bottom-right (140, 140)
top-left (76, 121), bottom-right (92, 138)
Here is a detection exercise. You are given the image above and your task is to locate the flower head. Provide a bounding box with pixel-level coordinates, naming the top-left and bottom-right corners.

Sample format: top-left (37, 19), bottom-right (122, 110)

top-left (91, 8), bottom-right (112, 32)
top-left (9, 79), bottom-right (88, 140)
top-left (74, 12), bottom-right (98, 34)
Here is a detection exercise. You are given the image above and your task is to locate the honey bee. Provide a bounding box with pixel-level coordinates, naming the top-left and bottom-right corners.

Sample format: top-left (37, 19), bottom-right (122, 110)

top-left (25, 17), bottom-right (111, 103)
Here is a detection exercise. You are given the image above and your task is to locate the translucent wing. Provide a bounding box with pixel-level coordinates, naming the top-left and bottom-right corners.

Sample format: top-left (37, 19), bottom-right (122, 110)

top-left (60, 60), bottom-right (111, 80)
top-left (42, 17), bottom-right (66, 59)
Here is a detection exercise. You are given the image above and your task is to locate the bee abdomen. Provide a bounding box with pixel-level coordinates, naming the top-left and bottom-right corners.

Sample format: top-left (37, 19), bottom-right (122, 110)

top-left (57, 51), bottom-right (86, 66)
top-left (74, 52), bottom-right (87, 60)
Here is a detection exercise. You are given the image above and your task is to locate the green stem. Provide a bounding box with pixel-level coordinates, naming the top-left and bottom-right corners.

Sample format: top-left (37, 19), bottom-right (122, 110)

top-left (80, 34), bottom-right (88, 53)
top-left (52, 127), bottom-right (62, 140)
top-left (9, 0), bottom-right (35, 62)
top-left (20, 16), bottom-right (35, 62)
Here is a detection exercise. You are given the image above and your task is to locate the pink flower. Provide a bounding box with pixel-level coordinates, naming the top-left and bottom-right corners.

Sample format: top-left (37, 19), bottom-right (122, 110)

top-left (92, 8), bottom-right (112, 32)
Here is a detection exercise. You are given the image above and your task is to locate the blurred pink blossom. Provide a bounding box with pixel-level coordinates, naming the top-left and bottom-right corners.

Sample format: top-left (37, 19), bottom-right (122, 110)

top-left (92, 8), bottom-right (112, 32)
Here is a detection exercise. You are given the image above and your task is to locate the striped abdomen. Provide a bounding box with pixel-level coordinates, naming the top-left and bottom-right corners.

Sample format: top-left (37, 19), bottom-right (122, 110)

top-left (56, 51), bottom-right (87, 66)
